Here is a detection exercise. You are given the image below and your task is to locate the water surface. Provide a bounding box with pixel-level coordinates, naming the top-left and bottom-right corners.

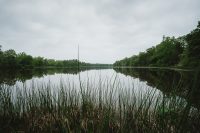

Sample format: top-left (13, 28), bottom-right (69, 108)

top-left (0, 67), bottom-right (199, 108)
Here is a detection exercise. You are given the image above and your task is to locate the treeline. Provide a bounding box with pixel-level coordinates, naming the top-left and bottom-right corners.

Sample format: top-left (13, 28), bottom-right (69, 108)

top-left (0, 46), bottom-right (111, 69)
top-left (114, 22), bottom-right (200, 68)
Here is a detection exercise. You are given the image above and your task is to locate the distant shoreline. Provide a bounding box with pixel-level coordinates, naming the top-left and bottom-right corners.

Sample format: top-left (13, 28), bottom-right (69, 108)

top-left (113, 66), bottom-right (195, 71)
top-left (0, 65), bottom-right (196, 72)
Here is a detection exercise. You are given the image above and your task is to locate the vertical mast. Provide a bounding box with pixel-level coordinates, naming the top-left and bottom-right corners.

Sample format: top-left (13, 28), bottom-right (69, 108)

top-left (78, 44), bottom-right (79, 69)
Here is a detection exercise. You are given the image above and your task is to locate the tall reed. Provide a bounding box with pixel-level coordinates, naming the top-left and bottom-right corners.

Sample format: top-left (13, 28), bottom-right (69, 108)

top-left (0, 77), bottom-right (199, 132)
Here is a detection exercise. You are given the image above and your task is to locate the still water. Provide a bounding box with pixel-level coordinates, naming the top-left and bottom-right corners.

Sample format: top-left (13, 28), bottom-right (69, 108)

top-left (0, 67), bottom-right (199, 108)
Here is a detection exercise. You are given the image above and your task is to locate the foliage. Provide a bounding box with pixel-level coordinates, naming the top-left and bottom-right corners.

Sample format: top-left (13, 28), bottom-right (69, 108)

top-left (0, 46), bottom-right (111, 69)
top-left (180, 22), bottom-right (200, 67)
top-left (114, 22), bottom-right (200, 68)
top-left (17, 52), bottom-right (33, 68)
top-left (1, 49), bottom-right (18, 68)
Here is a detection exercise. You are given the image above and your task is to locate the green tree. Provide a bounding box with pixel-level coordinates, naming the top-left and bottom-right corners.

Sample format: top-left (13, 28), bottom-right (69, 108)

top-left (180, 21), bottom-right (200, 67)
top-left (47, 59), bottom-right (56, 67)
top-left (3, 49), bottom-right (17, 68)
top-left (152, 37), bottom-right (183, 66)
top-left (0, 45), bottom-right (2, 67)
top-left (17, 52), bottom-right (33, 68)
top-left (33, 57), bottom-right (45, 67)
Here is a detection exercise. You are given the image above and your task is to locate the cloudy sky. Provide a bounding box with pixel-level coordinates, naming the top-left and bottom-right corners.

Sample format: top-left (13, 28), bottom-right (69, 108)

top-left (0, 0), bottom-right (199, 63)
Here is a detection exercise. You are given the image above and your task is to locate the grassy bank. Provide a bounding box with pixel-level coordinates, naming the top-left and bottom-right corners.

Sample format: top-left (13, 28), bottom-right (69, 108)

top-left (0, 78), bottom-right (199, 132)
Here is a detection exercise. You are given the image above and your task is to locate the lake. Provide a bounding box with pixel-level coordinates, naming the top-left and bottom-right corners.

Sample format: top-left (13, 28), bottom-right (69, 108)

top-left (1, 67), bottom-right (200, 132)
top-left (0, 67), bottom-right (199, 108)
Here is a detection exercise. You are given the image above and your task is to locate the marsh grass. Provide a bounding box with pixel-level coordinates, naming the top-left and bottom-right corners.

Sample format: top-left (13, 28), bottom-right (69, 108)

top-left (0, 76), bottom-right (199, 133)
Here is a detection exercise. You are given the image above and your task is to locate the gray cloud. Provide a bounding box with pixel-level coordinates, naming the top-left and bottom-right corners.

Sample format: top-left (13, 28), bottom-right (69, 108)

top-left (0, 0), bottom-right (199, 63)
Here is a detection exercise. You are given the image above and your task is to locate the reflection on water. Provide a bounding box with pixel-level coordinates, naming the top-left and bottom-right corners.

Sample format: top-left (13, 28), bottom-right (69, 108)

top-left (0, 68), bottom-right (158, 102)
top-left (0, 67), bottom-right (199, 108)
top-left (114, 68), bottom-right (200, 108)
top-left (0, 68), bottom-right (199, 132)
top-left (0, 68), bottom-right (109, 85)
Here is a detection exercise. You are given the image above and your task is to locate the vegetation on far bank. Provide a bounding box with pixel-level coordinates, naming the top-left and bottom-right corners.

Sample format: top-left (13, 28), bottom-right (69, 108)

top-left (0, 46), bottom-right (111, 69)
top-left (114, 22), bottom-right (200, 68)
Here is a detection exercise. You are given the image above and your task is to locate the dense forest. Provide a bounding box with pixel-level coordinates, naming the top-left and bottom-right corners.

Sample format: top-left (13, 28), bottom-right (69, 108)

top-left (114, 22), bottom-right (200, 68)
top-left (0, 46), bottom-right (111, 69)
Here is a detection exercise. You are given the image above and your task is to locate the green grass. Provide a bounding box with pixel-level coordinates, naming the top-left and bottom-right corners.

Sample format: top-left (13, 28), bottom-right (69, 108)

top-left (0, 77), bottom-right (199, 133)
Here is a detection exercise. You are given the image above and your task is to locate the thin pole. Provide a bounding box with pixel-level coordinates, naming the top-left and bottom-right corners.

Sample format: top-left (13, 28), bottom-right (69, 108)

top-left (78, 44), bottom-right (79, 69)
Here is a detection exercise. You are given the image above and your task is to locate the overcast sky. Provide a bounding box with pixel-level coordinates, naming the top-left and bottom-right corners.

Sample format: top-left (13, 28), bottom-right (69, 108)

top-left (0, 0), bottom-right (199, 63)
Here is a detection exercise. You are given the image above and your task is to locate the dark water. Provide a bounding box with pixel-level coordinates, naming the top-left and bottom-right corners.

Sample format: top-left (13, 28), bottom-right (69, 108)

top-left (0, 67), bottom-right (199, 108)
top-left (114, 68), bottom-right (200, 108)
